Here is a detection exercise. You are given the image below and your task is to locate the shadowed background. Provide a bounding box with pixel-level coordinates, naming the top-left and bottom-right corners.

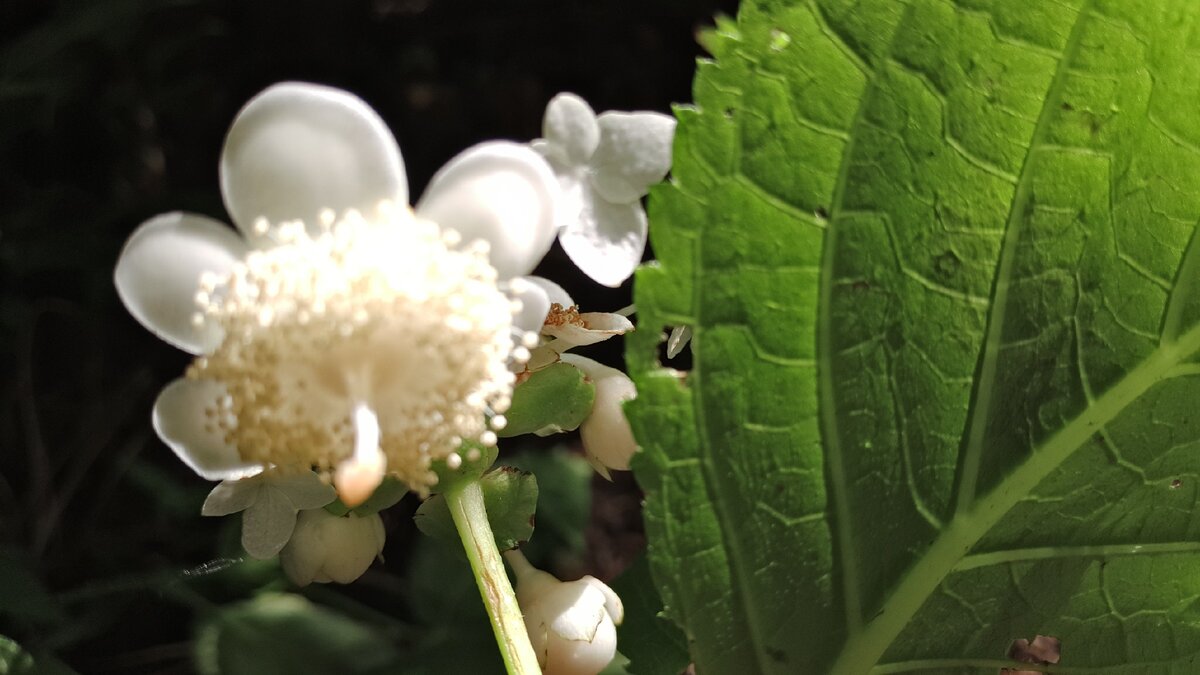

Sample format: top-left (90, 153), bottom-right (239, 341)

top-left (0, 0), bottom-right (729, 672)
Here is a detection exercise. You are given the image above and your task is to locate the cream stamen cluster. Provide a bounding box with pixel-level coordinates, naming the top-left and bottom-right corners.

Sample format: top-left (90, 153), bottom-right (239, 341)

top-left (188, 203), bottom-right (520, 498)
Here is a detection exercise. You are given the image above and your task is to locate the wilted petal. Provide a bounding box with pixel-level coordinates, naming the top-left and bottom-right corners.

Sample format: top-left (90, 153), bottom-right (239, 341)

top-left (545, 312), bottom-right (633, 350)
top-left (220, 82), bottom-right (407, 245)
top-left (152, 379), bottom-right (263, 481)
top-left (589, 111), bottom-right (675, 204)
top-left (558, 193), bottom-right (646, 288)
top-left (242, 485), bottom-right (299, 558)
top-left (201, 478), bottom-right (261, 516)
top-left (114, 212), bottom-right (246, 354)
top-left (416, 141), bottom-right (558, 279)
top-left (542, 93), bottom-right (600, 166)
top-left (509, 277), bottom-right (552, 335)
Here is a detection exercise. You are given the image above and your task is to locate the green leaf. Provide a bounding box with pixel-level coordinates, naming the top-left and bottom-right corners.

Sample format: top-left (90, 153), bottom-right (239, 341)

top-left (609, 557), bottom-right (690, 675)
top-left (506, 448), bottom-right (593, 567)
top-left (194, 594), bottom-right (397, 675)
top-left (500, 362), bottom-right (595, 437)
top-left (413, 468), bottom-right (538, 552)
top-left (628, 1), bottom-right (1200, 673)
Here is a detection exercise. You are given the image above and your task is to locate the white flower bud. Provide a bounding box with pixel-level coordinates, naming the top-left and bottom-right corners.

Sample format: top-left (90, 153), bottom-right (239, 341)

top-left (280, 509), bottom-right (385, 586)
top-left (560, 354), bottom-right (638, 478)
top-left (508, 551), bottom-right (624, 675)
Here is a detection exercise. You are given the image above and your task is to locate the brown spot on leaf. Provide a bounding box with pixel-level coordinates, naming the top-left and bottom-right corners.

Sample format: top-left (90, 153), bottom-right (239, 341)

top-left (1171, 478), bottom-right (1183, 489)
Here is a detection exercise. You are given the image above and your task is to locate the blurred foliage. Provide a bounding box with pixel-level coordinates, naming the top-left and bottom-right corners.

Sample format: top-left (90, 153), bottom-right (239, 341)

top-left (0, 0), bottom-right (731, 671)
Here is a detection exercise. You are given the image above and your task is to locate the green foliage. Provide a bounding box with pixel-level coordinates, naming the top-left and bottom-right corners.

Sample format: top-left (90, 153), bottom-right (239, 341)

top-left (194, 594), bottom-right (398, 675)
top-left (0, 636), bottom-right (76, 675)
top-left (609, 557), bottom-right (690, 675)
top-left (414, 468), bottom-right (539, 552)
top-left (500, 362), bottom-right (596, 437)
top-left (506, 448), bottom-right (594, 567)
top-left (627, 0), bottom-right (1200, 672)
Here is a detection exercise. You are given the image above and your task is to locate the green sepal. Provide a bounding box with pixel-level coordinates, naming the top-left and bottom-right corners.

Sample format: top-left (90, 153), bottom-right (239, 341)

top-left (413, 466), bottom-right (538, 552)
top-left (323, 477), bottom-right (407, 517)
top-left (500, 362), bottom-right (595, 438)
top-left (430, 442), bottom-right (499, 493)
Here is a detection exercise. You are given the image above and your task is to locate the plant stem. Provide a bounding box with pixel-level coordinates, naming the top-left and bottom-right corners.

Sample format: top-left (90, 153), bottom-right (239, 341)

top-left (446, 479), bottom-right (541, 674)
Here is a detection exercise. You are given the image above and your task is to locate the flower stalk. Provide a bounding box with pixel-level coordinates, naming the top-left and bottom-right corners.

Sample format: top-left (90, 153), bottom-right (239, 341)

top-left (446, 478), bottom-right (540, 674)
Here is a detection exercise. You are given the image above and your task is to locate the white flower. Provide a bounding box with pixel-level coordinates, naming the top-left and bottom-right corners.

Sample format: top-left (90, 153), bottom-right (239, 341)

top-left (114, 82), bottom-right (559, 504)
top-left (280, 508), bottom-right (385, 586)
top-left (560, 355), bottom-right (637, 479)
top-left (507, 551), bottom-right (623, 675)
top-left (533, 93), bottom-right (675, 288)
top-left (201, 469), bottom-right (336, 558)
top-left (517, 277), bottom-right (632, 374)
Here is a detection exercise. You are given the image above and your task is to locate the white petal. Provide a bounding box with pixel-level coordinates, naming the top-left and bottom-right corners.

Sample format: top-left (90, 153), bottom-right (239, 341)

top-left (545, 312), bottom-right (633, 351)
top-left (545, 583), bottom-right (606, 642)
top-left (526, 276), bottom-right (575, 308)
top-left (152, 379), bottom-right (263, 481)
top-left (220, 82), bottom-right (407, 244)
top-left (562, 355), bottom-right (638, 473)
top-left (667, 325), bottom-right (693, 359)
top-left (558, 192), bottom-right (647, 288)
top-left (542, 93), bottom-right (600, 166)
top-left (583, 576), bottom-right (624, 624)
top-left (509, 277), bottom-right (552, 335)
top-left (416, 141), bottom-right (558, 279)
top-left (242, 487), bottom-right (299, 558)
top-left (114, 212), bottom-right (246, 354)
top-left (271, 471), bottom-right (337, 510)
top-left (589, 111), bottom-right (676, 204)
top-left (201, 478), bottom-right (261, 516)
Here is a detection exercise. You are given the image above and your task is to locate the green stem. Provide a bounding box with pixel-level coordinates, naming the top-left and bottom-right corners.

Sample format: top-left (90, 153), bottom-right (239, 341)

top-left (446, 479), bottom-right (541, 674)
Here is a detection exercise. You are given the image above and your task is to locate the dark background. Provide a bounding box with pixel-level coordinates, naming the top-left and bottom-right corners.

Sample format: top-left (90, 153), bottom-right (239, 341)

top-left (0, 0), bottom-right (730, 672)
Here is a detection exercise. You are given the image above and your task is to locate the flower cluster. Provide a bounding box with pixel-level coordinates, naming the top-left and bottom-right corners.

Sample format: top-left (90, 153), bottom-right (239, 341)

top-left (113, 81), bottom-right (674, 619)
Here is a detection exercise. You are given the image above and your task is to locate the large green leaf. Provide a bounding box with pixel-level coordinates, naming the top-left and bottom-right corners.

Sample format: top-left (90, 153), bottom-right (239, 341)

top-left (627, 1), bottom-right (1200, 673)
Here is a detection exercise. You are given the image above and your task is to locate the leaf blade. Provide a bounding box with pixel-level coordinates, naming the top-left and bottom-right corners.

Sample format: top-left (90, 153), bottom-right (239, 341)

top-left (629, 0), bottom-right (1200, 672)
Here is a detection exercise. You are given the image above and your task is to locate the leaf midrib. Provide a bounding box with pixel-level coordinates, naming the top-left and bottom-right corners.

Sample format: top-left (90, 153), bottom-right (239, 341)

top-left (828, 321), bottom-right (1200, 673)
top-left (954, 0), bottom-right (1093, 516)
top-left (818, 1), bottom-right (1195, 670)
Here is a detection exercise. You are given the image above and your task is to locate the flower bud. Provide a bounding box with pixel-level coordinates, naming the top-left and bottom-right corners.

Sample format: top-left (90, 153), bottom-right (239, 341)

top-left (507, 551), bottom-right (624, 675)
top-left (560, 354), bottom-right (637, 478)
top-left (280, 508), bottom-right (385, 586)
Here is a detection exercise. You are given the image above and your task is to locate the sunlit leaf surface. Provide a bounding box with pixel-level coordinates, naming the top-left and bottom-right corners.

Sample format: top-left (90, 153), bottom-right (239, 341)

top-left (627, 1), bottom-right (1200, 672)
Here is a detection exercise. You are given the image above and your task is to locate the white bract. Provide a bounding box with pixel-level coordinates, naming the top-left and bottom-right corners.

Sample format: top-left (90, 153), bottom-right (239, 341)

top-left (533, 93), bottom-right (675, 288)
top-left (560, 354), bottom-right (638, 479)
top-left (115, 82), bottom-right (559, 509)
top-left (280, 509), bottom-right (385, 586)
top-left (507, 551), bottom-right (623, 675)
